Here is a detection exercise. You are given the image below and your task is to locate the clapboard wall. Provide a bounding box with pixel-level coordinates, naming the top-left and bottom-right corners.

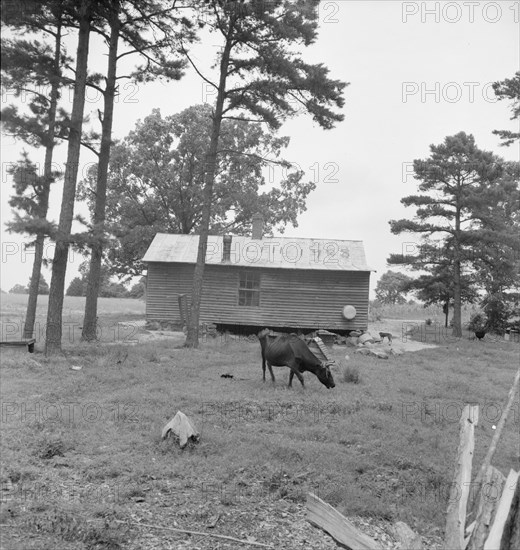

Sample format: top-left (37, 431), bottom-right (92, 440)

top-left (145, 262), bottom-right (370, 332)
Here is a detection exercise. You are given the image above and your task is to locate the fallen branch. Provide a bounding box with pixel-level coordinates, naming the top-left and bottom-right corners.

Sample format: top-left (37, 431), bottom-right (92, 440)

top-left (114, 519), bottom-right (274, 548)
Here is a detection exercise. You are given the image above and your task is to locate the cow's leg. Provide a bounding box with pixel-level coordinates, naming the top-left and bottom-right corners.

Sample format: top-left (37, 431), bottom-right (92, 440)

top-left (287, 361), bottom-right (304, 388)
top-left (262, 356), bottom-right (266, 382)
top-left (267, 361), bottom-right (275, 383)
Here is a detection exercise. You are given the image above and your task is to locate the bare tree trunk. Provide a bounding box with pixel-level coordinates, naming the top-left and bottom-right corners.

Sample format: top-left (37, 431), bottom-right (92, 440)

top-left (23, 17), bottom-right (62, 340)
top-left (452, 210), bottom-right (462, 337)
top-left (185, 33), bottom-right (233, 348)
top-left (45, 0), bottom-right (91, 355)
top-left (24, 235), bottom-right (46, 339)
top-left (444, 299), bottom-right (449, 328)
top-left (82, 4), bottom-right (120, 342)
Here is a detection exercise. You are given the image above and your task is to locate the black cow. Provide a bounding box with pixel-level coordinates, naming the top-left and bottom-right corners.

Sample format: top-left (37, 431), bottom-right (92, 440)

top-left (257, 329), bottom-right (335, 389)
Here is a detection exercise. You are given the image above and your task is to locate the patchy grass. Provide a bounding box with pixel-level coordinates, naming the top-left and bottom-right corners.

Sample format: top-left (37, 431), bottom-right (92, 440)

top-left (341, 363), bottom-right (361, 384)
top-left (1, 327), bottom-right (519, 548)
top-left (1, 298), bottom-right (518, 548)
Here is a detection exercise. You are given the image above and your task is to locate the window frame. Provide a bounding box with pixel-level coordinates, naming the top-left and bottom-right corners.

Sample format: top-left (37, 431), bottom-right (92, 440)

top-left (238, 270), bottom-right (261, 307)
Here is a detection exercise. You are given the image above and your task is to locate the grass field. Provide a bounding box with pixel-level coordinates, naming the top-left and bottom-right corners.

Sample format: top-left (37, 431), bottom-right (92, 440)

top-left (1, 295), bottom-right (519, 549)
top-left (1, 294), bottom-right (145, 345)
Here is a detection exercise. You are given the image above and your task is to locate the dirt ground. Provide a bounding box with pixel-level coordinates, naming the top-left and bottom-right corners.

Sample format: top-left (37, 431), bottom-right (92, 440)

top-left (122, 319), bottom-right (438, 354)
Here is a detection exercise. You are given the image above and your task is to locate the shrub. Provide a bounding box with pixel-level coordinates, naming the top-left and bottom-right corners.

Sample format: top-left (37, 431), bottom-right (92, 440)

top-left (34, 435), bottom-right (68, 460)
top-left (467, 312), bottom-right (487, 333)
top-left (342, 364), bottom-right (360, 384)
top-left (482, 294), bottom-right (512, 335)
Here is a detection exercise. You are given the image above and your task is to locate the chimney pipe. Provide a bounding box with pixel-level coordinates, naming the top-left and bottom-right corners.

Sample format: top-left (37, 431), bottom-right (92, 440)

top-left (222, 235), bottom-right (232, 262)
top-left (252, 212), bottom-right (264, 240)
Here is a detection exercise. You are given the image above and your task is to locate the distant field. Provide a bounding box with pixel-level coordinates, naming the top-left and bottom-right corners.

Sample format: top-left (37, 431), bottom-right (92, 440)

top-left (369, 301), bottom-right (476, 323)
top-left (1, 293), bottom-right (145, 345)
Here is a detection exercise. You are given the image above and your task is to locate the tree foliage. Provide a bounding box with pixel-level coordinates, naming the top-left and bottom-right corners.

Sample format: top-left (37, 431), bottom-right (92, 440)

top-left (28, 274), bottom-right (50, 295)
top-left (80, 105), bottom-right (315, 278)
top-left (10, 284), bottom-right (28, 294)
top-left (66, 277), bottom-right (85, 297)
top-left (65, 261), bottom-right (129, 297)
top-left (492, 71), bottom-right (520, 146)
top-left (182, 0), bottom-right (346, 346)
top-left (4, 154), bottom-right (58, 240)
top-left (375, 270), bottom-right (412, 305)
top-left (78, 0), bottom-right (192, 341)
top-left (1, 1), bottom-right (69, 339)
top-left (389, 132), bottom-right (505, 336)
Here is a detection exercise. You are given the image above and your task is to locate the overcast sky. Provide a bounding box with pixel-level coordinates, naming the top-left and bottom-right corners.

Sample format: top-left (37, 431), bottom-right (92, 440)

top-left (1, 0), bottom-right (519, 296)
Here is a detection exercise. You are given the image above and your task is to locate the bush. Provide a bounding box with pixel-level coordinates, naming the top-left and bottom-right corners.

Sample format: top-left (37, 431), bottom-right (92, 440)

top-left (482, 294), bottom-right (512, 335)
top-left (467, 312), bottom-right (487, 333)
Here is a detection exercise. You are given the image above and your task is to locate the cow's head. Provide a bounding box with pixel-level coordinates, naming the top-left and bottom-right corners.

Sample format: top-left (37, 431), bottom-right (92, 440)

top-left (316, 361), bottom-right (335, 389)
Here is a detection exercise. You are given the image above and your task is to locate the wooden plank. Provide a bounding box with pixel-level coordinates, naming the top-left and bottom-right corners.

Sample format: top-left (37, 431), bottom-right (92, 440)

top-left (484, 470), bottom-right (519, 550)
top-left (0, 339), bottom-right (36, 346)
top-left (469, 368), bottom-right (520, 515)
top-left (306, 492), bottom-right (383, 550)
top-left (508, 473), bottom-right (520, 550)
top-left (444, 404), bottom-right (479, 550)
top-left (467, 466), bottom-right (506, 550)
top-left (0, 339), bottom-right (36, 353)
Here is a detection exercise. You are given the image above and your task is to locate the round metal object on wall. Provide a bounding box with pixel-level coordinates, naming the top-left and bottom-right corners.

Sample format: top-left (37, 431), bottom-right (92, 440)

top-left (342, 305), bottom-right (357, 320)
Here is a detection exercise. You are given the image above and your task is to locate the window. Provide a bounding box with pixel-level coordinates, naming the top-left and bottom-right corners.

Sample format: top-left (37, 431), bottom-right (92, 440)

top-left (238, 271), bottom-right (260, 306)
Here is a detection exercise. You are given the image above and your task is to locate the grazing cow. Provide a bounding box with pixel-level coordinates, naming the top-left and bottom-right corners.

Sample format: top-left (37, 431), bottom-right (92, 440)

top-left (257, 329), bottom-right (335, 389)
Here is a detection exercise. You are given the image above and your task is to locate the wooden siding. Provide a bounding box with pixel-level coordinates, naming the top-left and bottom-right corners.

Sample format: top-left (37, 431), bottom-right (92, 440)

top-left (145, 262), bottom-right (370, 331)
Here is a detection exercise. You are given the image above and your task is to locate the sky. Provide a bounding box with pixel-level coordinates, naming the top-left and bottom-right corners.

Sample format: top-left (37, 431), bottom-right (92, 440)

top-left (1, 0), bottom-right (519, 297)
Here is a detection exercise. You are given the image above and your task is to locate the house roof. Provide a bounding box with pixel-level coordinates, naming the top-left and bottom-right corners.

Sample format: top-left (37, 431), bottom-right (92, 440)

top-left (142, 233), bottom-right (372, 272)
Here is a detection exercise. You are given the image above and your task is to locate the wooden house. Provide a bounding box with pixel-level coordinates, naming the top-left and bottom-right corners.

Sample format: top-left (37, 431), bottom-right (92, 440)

top-left (142, 217), bottom-right (372, 335)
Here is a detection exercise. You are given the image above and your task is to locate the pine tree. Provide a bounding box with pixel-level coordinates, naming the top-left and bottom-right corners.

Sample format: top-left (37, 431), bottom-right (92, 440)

top-left (183, 0), bottom-right (346, 347)
top-left (492, 71), bottom-right (520, 146)
top-left (45, 0), bottom-right (93, 355)
top-left (80, 0), bottom-right (190, 341)
top-left (1, 1), bottom-right (68, 339)
top-left (389, 132), bottom-right (503, 337)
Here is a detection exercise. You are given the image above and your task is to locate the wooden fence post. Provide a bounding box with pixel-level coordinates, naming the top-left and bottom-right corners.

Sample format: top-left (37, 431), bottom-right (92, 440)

top-left (469, 369), bottom-right (520, 515)
top-left (444, 404), bottom-right (479, 550)
top-left (467, 466), bottom-right (505, 550)
top-left (483, 470), bottom-right (520, 550)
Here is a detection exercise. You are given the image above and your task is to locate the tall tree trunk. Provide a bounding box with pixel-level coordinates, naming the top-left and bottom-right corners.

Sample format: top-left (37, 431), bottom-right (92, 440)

top-left (452, 205), bottom-right (463, 337)
top-left (45, 0), bottom-right (91, 355)
top-left (444, 299), bottom-right (449, 328)
top-left (185, 32), bottom-right (233, 348)
top-left (23, 17), bottom-right (62, 340)
top-left (82, 3), bottom-right (120, 342)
